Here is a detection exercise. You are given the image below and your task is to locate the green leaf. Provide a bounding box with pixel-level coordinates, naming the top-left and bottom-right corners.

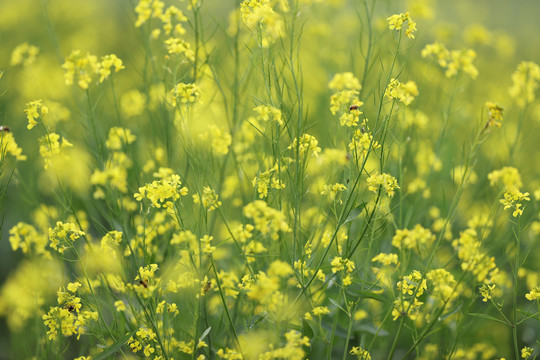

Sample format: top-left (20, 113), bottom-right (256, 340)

top-left (344, 203), bottom-right (367, 224)
top-left (93, 329), bottom-right (137, 360)
top-left (329, 298), bottom-right (348, 314)
top-left (467, 313), bottom-right (509, 326)
top-left (302, 318), bottom-right (314, 339)
top-left (439, 303), bottom-right (463, 320)
top-left (199, 326), bottom-right (212, 341)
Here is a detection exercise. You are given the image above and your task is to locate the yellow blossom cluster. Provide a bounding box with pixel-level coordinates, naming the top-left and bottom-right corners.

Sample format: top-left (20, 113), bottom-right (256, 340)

top-left (240, 0), bottom-right (284, 47)
top-left (62, 50), bottom-right (124, 89)
top-left (508, 61), bottom-right (540, 108)
top-left (134, 173), bottom-right (189, 209)
top-left (243, 200), bottom-right (290, 240)
top-left (392, 224), bottom-right (435, 251)
top-left (488, 166), bottom-right (530, 217)
top-left (385, 78), bottom-right (419, 105)
top-left (367, 172), bottom-right (400, 197)
top-left (422, 42), bottom-right (478, 79)
top-left (387, 11), bottom-right (417, 39)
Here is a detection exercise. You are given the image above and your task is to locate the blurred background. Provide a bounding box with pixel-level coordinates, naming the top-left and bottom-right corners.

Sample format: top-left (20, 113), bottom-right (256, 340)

top-left (1, 0), bottom-right (539, 357)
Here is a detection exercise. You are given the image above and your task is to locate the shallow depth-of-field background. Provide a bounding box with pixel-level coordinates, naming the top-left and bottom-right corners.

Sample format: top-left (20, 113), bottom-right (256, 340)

top-left (1, 0), bottom-right (540, 359)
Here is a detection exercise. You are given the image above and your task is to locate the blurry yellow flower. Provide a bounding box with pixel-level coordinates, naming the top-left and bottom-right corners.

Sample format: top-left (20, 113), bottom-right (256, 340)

top-left (509, 61), bottom-right (540, 108)
top-left (241, 0), bottom-right (284, 47)
top-left (385, 78), bottom-right (418, 105)
top-left (243, 200), bottom-right (290, 240)
top-left (62, 50), bottom-right (100, 89)
top-left (328, 72), bottom-right (361, 91)
top-left (169, 82), bottom-right (201, 107)
top-left (254, 105), bottom-right (284, 126)
top-left (288, 133), bottom-right (321, 158)
top-left (392, 224), bottom-right (435, 251)
top-left (525, 286), bottom-right (540, 301)
top-left (422, 42), bottom-right (478, 79)
top-left (482, 101), bottom-right (504, 132)
top-left (199, 125), bottom-right (232, 156)
top-left (105, 127), bottom-right (137, 150)
top-left (371, 253), bottom-right (399, 266)
top-left (348, 129), bottom-right (380, 156)
top-left (193, 186), bottom-right (222, 211)
top-left (99, 54), bottom-right (124, 82)
top-left (312, 306), bottom-right (330, 316)
top-left (121, 89), bottom-right (147, 118)
top-left (38, 133), bottom-right (72, 170)
top-left (11, 42), bottom-right (39, 66)
top-left (1, 132), bottom-right (26, 161)
top-left (164, 37), bottom-right (195, 60)
top-left (321, 183), bottom-right (347, 203)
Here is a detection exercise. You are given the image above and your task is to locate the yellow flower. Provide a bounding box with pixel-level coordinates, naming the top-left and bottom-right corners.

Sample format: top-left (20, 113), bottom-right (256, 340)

top-left (1, 132), bottom-right (27, 161)
top-left (114, 300), bottom-right (126, 312)
top-left (422, 42), bottom-right (478, 79)
top-left (385, 78), bottom-right (418, 105)
top-left (24, 99), bottom-right (48, 130)
top-left (387, 11), bottom-right (417, 39)
top-left (525, 286), bottom-right (540, 301)
top-left (312, 306), bottom-right (330, 316)
top-left (329, 72), bottom-right (362, 91)
top-left (367, 172), bottom-right (400, 197)
top-left (509, 61), bottom-right (540, 108)
top-left (168, 82), bottom-right (201, 107)
top-left (371, 253), bottom-right (399, 266)
top-left (10, 42), bottom-right (39, 66)
top-left (38, 133), bottom-right (72, 170)
top-left (193, 186), bottom-right (222, 211)
top-left (99, 54), bottom-right (124, 82)
top-left (522, 346), bottom-right (534, 359)
top-left (288, 133), bottom-right (321, 158)
top-left (350, 346), bottom-right (371, 360)
top-left (62, 50), bottom-right (100, 89)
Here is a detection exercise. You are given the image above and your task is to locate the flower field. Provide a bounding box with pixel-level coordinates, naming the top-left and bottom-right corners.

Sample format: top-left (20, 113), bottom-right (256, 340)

top-left (1, 0), bottom-right (540, 359)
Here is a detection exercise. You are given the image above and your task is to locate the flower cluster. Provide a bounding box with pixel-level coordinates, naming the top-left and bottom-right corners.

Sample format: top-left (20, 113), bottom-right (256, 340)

top-left (387, 11), bottom-right (417, 39)
top-left (193, 186), bottom-right (222, 211)
top-left (240, 0), bottom-right (284, 47)
top-left (385, 78), bottom-right (418, 105)
top-left (48, 221), bottom-right (85, 254)
top-left (488, 166), bottom-right (530, 217)
top-left (134, 173), bottom-right (189, 209)
top-left (483, 101), bottom-right (504, 132)
top-left (452, 228), bottom-right (498, 283)
top-left (508, 61), bottom-right (540, 108)
top-left (252, 165), bottom-right (285, 198)
top-left (38, 133), bottom-right (73, 170)
top-left (105, 127), bottom-right (136, 150)
top-left (348, 129), bottom-right (381, 156)
top-left (42, 284), bottom-right (98, 340)
top-left (243, 200), bottom-right (290, 240)
top-left (288, 133), bottom-right (321, 158)
top-left (392, 224), bottom-right (435, 251)
top-left (422, 42), bottom-right (479, 79)
top-left (254, 105), bottom-right (284, 126)
top-left (10, 42), bottom-right (39, 66)
top-left (169, 82), bottom-right (201, 107)
top-left (62, 50), bottom-right (124, 89)
top-left (24, 99), bottom-right (48, 130)
top-left (367, 172), bottom-right (400, 197)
